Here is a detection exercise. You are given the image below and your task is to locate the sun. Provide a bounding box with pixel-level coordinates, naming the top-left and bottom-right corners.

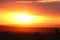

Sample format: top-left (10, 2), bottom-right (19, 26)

top-left (14, 14), bottom-right (34, 24)
top-left (11, 11), bottom-right (47, 25)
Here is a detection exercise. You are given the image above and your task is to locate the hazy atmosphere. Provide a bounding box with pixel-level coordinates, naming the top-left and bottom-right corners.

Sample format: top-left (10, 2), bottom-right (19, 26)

top-left (0, 0), bottom-right (60, 33)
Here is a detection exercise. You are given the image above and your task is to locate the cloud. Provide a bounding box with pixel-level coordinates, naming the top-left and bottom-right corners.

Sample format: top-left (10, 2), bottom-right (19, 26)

top-left (0, 0), bottom-right (60, 2)
top-left (0, 1), bottom-right (60, 16)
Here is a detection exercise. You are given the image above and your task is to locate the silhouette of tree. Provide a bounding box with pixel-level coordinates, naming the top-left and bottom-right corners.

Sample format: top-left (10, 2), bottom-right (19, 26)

top-left (55, 28), bottom-right (59, 34)
top-left (33, 32), bottom-right (41, 40)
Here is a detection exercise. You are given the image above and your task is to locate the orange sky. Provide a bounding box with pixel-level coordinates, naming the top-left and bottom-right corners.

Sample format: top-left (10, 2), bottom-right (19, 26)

top-left (0, 1), bottom-right (60, 28)
top-left (0, 1), bottom-right (60, 34)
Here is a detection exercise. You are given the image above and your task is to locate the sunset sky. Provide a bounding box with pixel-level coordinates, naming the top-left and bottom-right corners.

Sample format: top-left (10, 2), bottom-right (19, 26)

top-left (0, 0), bottom-right (60, 28)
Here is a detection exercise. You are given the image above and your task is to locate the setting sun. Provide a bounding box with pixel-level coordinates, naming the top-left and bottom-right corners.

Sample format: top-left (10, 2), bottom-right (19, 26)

top-left (14, 14), bottom-right (34, 24)
top-left (12, 11), bottom-right (47, 25)
top-left (0, 11), bottom-right (60, 28)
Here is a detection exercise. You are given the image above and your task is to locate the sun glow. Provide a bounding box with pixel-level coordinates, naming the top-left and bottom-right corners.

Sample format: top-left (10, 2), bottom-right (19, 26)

top-left (0, 11), bottom-right (50, 25)
top-left (1, 11), bottom-right (57, 26)
top-left (14, 14), bottom-right (34, 24)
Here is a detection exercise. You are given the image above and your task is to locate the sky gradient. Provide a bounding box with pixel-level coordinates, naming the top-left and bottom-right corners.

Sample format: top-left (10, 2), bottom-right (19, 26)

top-left (0, 0), bottom-right (60, 33)
top-left (0, 1), bottom-right (60, 28)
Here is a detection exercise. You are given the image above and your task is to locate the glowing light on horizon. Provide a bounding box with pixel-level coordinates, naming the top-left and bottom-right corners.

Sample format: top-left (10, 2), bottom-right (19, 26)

top-left (14, 14), bottom-right (34, 24)
top-left (0, 11), bottom-right (60, 28)
top-left (0, 11), bottom-right (48, 25)
top-left (12, 12), bottom-right (47, 25)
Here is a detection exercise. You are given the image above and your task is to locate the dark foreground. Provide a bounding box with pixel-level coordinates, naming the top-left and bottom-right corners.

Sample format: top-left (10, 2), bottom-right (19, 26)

top-left (0, 30), bottom-right (60, 40)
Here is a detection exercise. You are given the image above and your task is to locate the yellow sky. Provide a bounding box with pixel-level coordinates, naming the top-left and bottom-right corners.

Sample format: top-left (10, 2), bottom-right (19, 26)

top-left (0, 0), bottom-right (60, 28)
top-left (0, 11), bottom-right (60, 25)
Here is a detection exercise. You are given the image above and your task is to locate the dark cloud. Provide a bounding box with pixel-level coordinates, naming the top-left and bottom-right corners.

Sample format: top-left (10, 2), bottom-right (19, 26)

top-left (0, 0), bottom-right (38, 1)
top-left (24, 2), bottom-right (60, 15)
top-left (0, 0), bottom-right (38, 3)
